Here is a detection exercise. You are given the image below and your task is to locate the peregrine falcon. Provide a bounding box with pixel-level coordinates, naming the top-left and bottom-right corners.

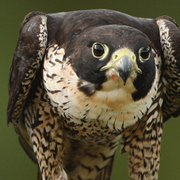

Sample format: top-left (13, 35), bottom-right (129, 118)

top-left (7, 9), bottom-right (180, 180)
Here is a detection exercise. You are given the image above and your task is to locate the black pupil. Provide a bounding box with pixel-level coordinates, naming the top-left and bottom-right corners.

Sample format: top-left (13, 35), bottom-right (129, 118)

top-left (140, 47), bottom-right (150, 59)
top-left (93, 44), bottom-right (104, 57)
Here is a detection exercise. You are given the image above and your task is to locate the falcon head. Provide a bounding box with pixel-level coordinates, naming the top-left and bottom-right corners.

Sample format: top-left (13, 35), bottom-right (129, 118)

top-left (64, 25), bottom-right (155, 101)
top-left (44, 23), bottom-right (158, 130)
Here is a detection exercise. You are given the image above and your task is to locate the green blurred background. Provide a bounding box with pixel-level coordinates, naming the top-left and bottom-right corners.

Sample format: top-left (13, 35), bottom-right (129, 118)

top-left (1, 0), bottom-right (180, 179)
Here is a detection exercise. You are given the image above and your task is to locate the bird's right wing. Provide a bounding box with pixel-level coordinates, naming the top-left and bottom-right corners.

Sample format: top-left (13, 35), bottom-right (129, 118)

top-left (7, 12), bottom-right (48, 163)
top-left (7, 11), bottom-right (48, 126)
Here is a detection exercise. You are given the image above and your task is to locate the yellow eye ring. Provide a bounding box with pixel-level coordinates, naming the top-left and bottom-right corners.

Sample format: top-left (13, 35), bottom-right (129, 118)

top-left (139, 46), bottom-right (151, 62)
top-left (92, 42), bottom-right (109, 60)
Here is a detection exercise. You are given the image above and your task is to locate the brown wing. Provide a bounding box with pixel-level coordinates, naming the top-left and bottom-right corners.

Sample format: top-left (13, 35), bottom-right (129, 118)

top-left (7, 11), bottom-right (48, 125)
top-left (156, 16), bottom-right (180, 122)
top-left (7, 11), bottom-right (48, 162)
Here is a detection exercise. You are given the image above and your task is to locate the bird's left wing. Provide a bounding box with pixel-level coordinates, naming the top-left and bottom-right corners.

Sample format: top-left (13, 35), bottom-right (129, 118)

top-left (156, 16), bottom-right (180, 122)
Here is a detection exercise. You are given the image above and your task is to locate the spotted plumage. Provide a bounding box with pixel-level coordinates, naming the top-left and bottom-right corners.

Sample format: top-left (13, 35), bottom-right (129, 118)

top-left (7, 9), bottom-right (180, 180)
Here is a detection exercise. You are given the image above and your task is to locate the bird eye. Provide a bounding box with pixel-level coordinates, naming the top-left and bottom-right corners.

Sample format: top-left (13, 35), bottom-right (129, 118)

top-left (93, 43), bottom-right (104, 57)
top-left (92, 42), bottom-right (109, 60)
top-left (139, 46), bottom-right (151, 62)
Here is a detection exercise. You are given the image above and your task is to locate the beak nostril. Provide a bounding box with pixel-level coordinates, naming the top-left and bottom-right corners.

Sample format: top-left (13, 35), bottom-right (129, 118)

top-left (132, 55), bottom-right (135, 61)
top-left (113, 54), bottom-right (118, 60)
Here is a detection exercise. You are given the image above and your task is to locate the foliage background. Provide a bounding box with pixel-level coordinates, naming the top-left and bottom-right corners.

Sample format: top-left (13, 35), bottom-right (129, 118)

top-left (1, 0), bottom-right (180, 179)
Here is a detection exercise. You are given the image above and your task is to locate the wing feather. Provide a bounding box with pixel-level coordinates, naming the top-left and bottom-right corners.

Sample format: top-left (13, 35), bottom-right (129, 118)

top-left (7, 12), bottom-right (48, 163)
top-left (7, 12), bottom-right (48, 125)
top-left (95, 156), bottom-right (115, 180)
top-left (156, 17), bottom-right (180, 122)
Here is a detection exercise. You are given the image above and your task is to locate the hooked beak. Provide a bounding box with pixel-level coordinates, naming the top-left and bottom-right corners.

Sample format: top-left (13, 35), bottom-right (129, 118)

top-left (100, 48), bottom-right (142, 84)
